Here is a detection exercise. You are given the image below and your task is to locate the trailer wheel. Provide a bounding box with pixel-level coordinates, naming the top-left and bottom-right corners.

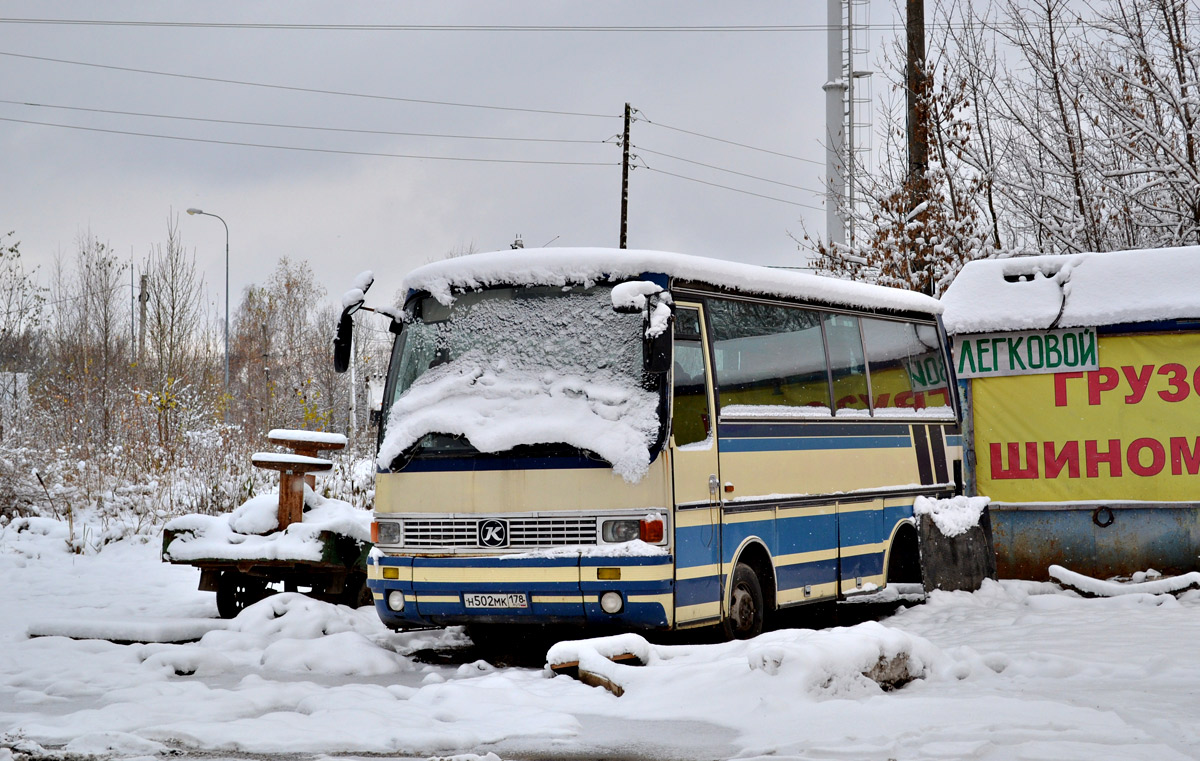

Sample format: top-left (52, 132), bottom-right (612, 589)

top-left (215, 571), bottom-right (268, 619)
top-left (342, 574), bottom-right (373, 608)
top-left (722, 563), bottom-right (765, 640)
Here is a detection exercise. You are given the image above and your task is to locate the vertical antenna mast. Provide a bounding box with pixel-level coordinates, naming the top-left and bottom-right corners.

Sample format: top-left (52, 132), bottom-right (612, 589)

top-left (823, 0), bottom-right (847, 253)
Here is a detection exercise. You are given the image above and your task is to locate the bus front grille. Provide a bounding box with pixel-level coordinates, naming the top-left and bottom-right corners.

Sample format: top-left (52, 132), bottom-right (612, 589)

top-left (401, 517), bottom-right (599, 548)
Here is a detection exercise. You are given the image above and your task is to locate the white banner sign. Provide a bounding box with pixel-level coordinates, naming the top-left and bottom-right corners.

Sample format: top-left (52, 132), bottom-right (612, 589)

top-left (955, 327), bottom-right (1098, 378)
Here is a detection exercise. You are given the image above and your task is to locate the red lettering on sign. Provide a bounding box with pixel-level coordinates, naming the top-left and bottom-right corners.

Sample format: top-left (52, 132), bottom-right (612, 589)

top-left (1085, 439), bottom-right (1123, 478)
top-left (1170, 437), bottom-right (1200, 475)
top-left (1087, 367), bottom-right (1119, 405)
top-left (1158, 364), bottom-right (1190, 402)
top-left (1127, 437), bottom-right (1166, 477)
top-left (1043, 441), bottom-right (1080, 479)
top-left (894, 391), bottom-right (915, 408)
top-left (990, 442), bottom-right (1039, 479)
top-left (1054, 372), bottom-right (1085, 407)
top-left (1121, 365), bottom-right (1154, 404)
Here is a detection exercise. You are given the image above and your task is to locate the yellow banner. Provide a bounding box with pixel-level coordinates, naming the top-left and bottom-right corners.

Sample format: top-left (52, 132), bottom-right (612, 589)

top-left (973, 333), bottom-right (1200, 502)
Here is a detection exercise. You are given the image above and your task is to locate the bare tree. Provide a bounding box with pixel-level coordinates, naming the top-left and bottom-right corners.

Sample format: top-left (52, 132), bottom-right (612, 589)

top-left (144, 215), bottom-right (206, 456)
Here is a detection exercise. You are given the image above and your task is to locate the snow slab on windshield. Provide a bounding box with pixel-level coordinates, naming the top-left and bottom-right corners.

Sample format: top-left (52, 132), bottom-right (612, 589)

top-left (941, 245), bottom-right (1200, 334)
top-left (403, 247), bottom-right (942, 314)
top-left (376, 359), bottom-right (660, 482)
top-left (3, 518), bottom-right (1200, 760)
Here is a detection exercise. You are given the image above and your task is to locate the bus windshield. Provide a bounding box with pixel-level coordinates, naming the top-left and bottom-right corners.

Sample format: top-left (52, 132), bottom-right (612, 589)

top-left (378, 284), bottom-right (664, 481)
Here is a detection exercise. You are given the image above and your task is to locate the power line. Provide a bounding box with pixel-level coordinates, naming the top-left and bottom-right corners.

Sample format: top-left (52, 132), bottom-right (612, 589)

top-left (0, 99), bottom-right (605, 145)
top-left (642, 166), bottom-right (825, 211)
top-left (0, 19), bottom-right (1095, 32)
top-left (635, 145), bottom-right (824, 194)
top-left (0, 116), bottom-right (618, 166)
top-left (0, 50), bottom-right (618, 119)
top-left (641, 118), bottom-right (822, 165)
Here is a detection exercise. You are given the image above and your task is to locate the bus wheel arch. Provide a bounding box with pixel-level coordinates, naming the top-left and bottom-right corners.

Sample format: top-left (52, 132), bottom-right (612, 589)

top-left (885, 520), bottom-right (923, 586)
top-left (723, 540), bottom-right (776, 639)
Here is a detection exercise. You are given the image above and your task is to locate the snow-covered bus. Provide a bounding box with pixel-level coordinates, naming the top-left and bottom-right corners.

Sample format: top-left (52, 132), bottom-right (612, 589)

top-left (337, 248), bottom-right (962, 640)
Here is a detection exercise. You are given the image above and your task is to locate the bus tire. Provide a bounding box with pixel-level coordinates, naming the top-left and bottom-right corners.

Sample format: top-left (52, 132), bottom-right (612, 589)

top-left (723, 562), bottom-right (765, 640)
top-left (215, 571), bottom-right (267, 619)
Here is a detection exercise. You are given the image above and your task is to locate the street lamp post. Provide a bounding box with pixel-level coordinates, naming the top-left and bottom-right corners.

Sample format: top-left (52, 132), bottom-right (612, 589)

top-left (186, 207), bottom-right (230, 423)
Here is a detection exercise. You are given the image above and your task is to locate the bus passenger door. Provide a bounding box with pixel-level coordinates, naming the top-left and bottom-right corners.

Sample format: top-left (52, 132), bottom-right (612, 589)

top-left (670, 303), bottom-right (723, 627)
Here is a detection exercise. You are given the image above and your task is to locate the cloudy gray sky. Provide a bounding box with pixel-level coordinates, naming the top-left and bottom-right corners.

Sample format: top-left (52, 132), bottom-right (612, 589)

top-left (2, 2), bottom-right (904, 315)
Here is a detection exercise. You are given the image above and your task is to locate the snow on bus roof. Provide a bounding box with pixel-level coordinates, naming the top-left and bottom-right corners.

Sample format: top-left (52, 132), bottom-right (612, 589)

top-left (402, 248), bottom-right (943, 315)
top-left (942, 246), bottom-right (1200, 334)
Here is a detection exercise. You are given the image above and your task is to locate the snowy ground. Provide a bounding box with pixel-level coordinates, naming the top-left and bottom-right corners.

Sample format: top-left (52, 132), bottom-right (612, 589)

top-left (3, 516), bottom-right (1200, 761)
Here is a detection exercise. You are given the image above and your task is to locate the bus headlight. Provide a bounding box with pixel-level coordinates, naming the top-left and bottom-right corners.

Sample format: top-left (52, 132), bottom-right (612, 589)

top-left (601, 519), bottom-right (640, 543)
top-left (387, 590), bottom-right (406, 612)
top-left (374, 520), bottom-right (402, 545)
top-left (600, 591), bottom-right (624, 614)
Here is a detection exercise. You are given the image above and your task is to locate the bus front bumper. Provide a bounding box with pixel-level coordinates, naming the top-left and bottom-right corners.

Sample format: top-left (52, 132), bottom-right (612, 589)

top-left (367, 552), bottom-right (674, 630)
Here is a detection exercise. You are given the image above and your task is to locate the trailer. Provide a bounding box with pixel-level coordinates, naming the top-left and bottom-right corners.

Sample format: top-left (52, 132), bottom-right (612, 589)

top-left (161, 429), bottom-right (373, 618)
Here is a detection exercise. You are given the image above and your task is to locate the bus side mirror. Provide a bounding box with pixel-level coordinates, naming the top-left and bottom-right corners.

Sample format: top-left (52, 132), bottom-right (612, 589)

top-left (644, 293), bottom-right (674, 374)
top-left (645, 324), bottom-right (672, 374)
top-left (333, 308), bottom-right (354, 373)
top-left (611, 281), bottom-right (673, 373)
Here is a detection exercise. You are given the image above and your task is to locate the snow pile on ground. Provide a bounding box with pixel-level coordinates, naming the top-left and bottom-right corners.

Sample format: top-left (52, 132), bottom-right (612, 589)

top-left (1049, 564), bottom-right (1200, 597)
top-left (548, 622), bottom-right (942, 698)
top-left (161, 486), bottom-right (370, 563)
top-left (914, 495), bottom-right (989, 537)
top-left (377, 357), bottom-right (660, 482)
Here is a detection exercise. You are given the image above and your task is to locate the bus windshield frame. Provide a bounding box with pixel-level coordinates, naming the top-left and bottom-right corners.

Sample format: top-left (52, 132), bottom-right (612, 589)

top-left (378, 283), bottom-right (669, 473)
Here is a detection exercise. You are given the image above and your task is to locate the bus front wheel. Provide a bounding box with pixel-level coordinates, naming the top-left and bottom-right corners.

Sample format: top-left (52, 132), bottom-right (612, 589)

top-left (723, 563), bottom-right (765, 640)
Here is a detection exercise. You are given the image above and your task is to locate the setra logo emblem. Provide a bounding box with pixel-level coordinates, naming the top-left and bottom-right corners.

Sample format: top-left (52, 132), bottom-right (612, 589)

top-left (478, 519), bottom-right (509, 548)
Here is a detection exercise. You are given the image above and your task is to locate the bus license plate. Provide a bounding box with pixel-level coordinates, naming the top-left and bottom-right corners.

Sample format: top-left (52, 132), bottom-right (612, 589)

top-left (463, 593), bottom-right (528, 609)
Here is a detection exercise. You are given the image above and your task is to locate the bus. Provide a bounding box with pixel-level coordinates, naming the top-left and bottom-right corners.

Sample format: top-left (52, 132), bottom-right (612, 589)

top-left (336, 248), bottom-right (962, 640)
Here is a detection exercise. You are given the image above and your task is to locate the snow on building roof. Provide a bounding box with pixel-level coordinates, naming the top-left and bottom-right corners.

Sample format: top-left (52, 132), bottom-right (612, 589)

top-left (402, 248), bottom-right (943, 315)
top-left (942, 246), bottom-right (1200, 334)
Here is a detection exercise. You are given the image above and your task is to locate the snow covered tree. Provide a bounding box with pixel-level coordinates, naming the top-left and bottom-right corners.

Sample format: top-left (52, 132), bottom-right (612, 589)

top-left (811, 32), bottom-right (993, 296)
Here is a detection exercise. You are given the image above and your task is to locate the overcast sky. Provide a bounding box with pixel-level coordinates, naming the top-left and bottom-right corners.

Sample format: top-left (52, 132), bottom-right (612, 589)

top-left (2, 2), bottom-right (905, 317)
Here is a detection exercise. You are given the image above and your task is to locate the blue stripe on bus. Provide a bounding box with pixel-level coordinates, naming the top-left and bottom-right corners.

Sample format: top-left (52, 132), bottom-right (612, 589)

top-left (415, 556), bottom-right (580, 569)
top-left (719, 421), bottom-right (916, 438)
top-left (579, 555), bottom-right (673, 567)
top-left (718, 435), bottom-right (911, 453)
top-left (840, 551), bottom-right (885, 579)
top-left (675, 574), bottom-right (721, 607)
top-left (945, 434), bottom-right (963, 447)
top-left (398, 455), bottom-right (610, 473)
top-left (776, 557), bottom-right (840, 590)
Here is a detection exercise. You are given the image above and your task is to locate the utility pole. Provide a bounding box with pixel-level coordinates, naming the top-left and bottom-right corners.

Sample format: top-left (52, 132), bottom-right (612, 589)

top-left (906, 0), bottom-right (928, 182)
top-left (906, 0), bottom-right (931, 294)
top-left (619, 102), bottom-right (633, 249)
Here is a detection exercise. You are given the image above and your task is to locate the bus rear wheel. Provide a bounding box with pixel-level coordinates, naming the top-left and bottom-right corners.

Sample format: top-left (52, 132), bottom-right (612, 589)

top-left (723, 563), bottom-right (765, 640)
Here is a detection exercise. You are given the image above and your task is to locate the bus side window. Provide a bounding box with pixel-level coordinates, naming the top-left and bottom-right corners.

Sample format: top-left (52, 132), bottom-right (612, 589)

top-left (862, 318), bottom-right (952, 413)
top-left (708, 298), bottom-right (831, 416)
top-left (824, 313), bottom-right (869, 415)
top-left (672, 308), bottom-right (709, 446)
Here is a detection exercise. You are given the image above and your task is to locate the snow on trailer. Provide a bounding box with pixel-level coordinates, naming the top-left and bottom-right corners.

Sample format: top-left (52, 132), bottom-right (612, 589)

top-left (942, 246), bottom-right (1200, 579)
top-left (162, 429), bottom-right (372, 618)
